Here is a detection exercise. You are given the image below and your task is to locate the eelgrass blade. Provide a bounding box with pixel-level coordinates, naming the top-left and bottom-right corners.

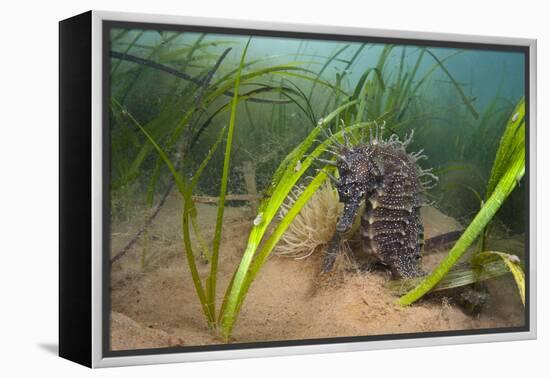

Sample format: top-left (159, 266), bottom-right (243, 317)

top-left (220, 171), bottom-right (331, 339)
top-left (118, 33), bottom-right (181, 104)
top-left (162, 64), bottom-right (325, 156)
top-left (425, 49), bottom-right (479, 120)
top-left (475, 252), bottom-right (525, 305)
top-left (480, 99), bottom-right (524, 251)
top-left (207, 37), bottom-right (252, 322)
top-left (271, 71), bottom-right (347, 98)
top-left (111, 30), bottom-right (145, 75)
top-left (190, 125), bottom-right (227, 191)
top-left (411, 50), bottom-right (462, 95)
top-left (189, 84), bottom-right (303, 148)
top-left (307, 44), bottom-right (350, 102)
top-left (110, 28), bottom-right (129, 43)
top-left (352, 67), bottom-right (384, 123)
top-left (398, 135), bottom-right (525, 306)
top-left (212, 56), bottom-right (317, 89)
top-left (185, 125), bottom-right (229, 263)
top-left (218, 114), bottom-right (376, 340)
top-left (115, 61), bottom-right (313, 169)
top-left (323, 43), bottom-right (367, 118)
top-left (264, 101), bottom-right (358, 200)
top-left (217, 103), bottom-right (360, 332)
top-left (370, 45), bottom-right (394, 118)
top-left (283, 79), bottom-right (316, 122)
top-left (276, 80), bottom-right (317, 125)
top-left (398, 96), bottom-right (525, 306)
top-left (157, 39), bottom-right (236, 63)
top-left (440, 183), bottom-right (483, 206)
top-left (351, 67), bottom-right (384, 101)
top-left (120, 62), bottom-right (318, 193)
top-left (388, 260), bottom-right (510, 295)
top-left (341, 43), bottom-right (366, 80)
top-left (486, 98), bottom-right (525, 197)
top-left (194, 47), bottom-right (232, 106)
top-left (392, 47), bottom-right (424, 114)
top-left (112, 99), bottom-right (214, 324)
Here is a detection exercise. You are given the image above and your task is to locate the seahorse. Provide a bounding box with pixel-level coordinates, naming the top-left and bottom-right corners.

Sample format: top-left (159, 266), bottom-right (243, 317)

top-left (319, 125), bottom-right (438, 278)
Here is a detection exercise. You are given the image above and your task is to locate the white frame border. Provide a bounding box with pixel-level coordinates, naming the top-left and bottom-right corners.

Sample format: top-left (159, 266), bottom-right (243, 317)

top-left (90, 10), bottom-right (537, 368)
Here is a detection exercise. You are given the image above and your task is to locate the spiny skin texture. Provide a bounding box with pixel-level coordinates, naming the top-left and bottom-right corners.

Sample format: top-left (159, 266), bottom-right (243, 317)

top-left (322, 130), bottom-right (435, 278)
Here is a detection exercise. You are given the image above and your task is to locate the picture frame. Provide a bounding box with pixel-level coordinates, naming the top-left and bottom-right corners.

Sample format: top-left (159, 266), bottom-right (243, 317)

top-left (59, 10), bottom-right (537, 368)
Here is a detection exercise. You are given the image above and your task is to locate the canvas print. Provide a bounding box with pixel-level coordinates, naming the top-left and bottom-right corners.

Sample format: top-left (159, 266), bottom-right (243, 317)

top-left (106, 23), bottom-right (527, 352)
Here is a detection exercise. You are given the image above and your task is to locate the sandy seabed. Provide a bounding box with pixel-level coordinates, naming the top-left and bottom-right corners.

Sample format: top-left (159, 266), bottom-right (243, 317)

top-left (110, 192), bottom-right (524, 351)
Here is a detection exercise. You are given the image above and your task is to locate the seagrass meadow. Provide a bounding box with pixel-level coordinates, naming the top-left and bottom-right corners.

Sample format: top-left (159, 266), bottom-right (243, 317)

top-left (106, 24), bottom-right (527, 351)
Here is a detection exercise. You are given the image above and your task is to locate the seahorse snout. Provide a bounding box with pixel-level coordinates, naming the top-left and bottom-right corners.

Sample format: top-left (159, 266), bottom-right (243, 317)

top-left (336, 201), bottom-right (360, 233)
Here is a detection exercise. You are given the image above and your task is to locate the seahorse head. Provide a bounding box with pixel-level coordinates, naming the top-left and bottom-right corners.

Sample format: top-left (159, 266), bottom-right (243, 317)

top-left (331, 145), bottom-right (382, 233)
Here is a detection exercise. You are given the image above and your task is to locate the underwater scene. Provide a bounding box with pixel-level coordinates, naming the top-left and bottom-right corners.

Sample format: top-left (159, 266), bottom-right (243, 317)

top-left (107, 25), bottom-right (527, 350)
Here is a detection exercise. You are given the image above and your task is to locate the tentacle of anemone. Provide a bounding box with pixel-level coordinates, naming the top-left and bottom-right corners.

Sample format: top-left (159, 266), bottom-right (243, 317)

top-left (276, 183), bottom-right (343, 260)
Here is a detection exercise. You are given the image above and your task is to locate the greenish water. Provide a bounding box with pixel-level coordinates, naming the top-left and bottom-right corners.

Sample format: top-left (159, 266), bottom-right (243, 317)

top-left (109, 28), bottom-right (526, 235)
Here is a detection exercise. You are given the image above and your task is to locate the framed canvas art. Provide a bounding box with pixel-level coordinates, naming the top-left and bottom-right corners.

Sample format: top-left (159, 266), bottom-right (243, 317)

top-left (59, 10), bottom-right (537, 368)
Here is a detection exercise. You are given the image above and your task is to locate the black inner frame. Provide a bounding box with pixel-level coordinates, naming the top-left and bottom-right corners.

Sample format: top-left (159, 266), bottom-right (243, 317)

top-left (102, 19), bottom-right (530, 358)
